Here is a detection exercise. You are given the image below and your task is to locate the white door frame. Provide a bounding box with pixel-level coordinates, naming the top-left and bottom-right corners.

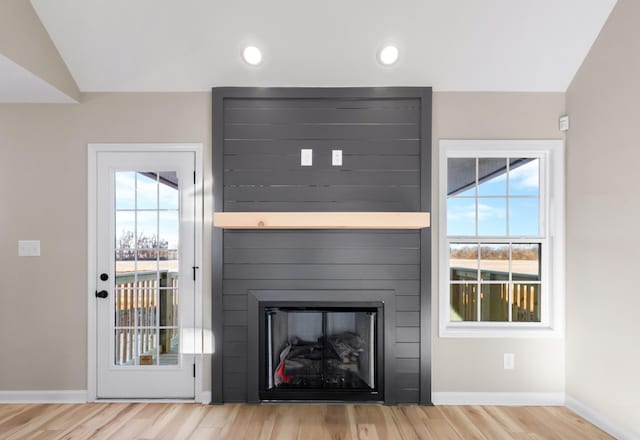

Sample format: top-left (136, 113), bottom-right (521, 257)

top-left (88, 143), bottom-right (204, 402)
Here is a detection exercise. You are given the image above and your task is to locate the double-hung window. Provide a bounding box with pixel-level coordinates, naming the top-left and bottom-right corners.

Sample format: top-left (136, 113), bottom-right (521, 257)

top-left (439, 140), bottom-right (564, 337)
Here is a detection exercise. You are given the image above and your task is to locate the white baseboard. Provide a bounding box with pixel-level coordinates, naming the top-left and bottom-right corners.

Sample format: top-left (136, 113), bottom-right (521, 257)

top-left (0, 390), bottom-right (88, 403)
top-left (199, 391), bottom-right (211, 404)
top-left (565, 395), bottom-right (638, 440)
top-left (432, 392), bottom-right (565, 406)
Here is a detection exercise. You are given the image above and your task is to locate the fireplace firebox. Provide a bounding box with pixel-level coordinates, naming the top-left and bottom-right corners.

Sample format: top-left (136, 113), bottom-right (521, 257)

top-left (259, 303), bottom-right (384, 401)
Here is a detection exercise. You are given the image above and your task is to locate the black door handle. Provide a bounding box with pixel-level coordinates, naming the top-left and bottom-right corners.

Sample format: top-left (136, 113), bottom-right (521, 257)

top-left (95, 290), bottom-right (108, 299)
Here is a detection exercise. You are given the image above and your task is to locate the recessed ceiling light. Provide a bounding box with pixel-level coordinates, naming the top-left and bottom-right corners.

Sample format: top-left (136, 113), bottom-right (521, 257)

top-left (243, 46), bottom-right (262, 66)
top-left (378, 45), bottom-right (399, 66)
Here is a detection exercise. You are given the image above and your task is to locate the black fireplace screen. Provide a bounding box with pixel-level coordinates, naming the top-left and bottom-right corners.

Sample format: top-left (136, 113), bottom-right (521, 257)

top-left (261, 305), bottom-right (381, 400)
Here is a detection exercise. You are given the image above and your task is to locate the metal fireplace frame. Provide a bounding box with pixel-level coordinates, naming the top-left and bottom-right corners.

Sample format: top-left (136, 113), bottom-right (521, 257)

top-left (247, 290), bottom-right (397, 403)
top-left (258, 302), bottom-right (384, 402)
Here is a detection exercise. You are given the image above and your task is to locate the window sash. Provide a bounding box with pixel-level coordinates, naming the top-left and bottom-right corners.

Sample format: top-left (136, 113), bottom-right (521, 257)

top-left (445, 237), bottom-right (549, 325)
top-left (446, 154), bottom-right (547, 239)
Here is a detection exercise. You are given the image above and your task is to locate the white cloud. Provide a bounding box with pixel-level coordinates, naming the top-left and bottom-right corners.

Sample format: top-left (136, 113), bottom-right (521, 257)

top-left (510, 160), bottom-right (539, 189)
top-left (478, 202), bottom-right (506, 220)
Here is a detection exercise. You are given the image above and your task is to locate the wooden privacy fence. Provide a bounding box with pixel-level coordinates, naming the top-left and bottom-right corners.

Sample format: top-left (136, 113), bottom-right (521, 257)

top-left (113, 270), bottom-right (179, 365)
top-left (450, 268), bottom-right (540, 322)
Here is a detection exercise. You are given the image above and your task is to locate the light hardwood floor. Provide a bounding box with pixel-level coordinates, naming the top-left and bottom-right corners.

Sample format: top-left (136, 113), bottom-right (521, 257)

top-left (0, 403), bottom-right (612, 440)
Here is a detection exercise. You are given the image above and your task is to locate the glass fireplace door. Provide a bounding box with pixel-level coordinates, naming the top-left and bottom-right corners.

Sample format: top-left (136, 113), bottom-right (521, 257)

top-left (263, 306), bottom-right (380, 400)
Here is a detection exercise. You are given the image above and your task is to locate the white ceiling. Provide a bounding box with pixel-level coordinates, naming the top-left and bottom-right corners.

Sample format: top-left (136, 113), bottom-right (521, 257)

top-left (30, 0), bottom-right (617, 92)
top-left (0, 54), bottom-right (76, 103)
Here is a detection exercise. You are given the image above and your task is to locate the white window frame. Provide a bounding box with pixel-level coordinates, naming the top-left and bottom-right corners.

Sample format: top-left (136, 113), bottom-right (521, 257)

top-left (439, 140), bottom-right (564, 338)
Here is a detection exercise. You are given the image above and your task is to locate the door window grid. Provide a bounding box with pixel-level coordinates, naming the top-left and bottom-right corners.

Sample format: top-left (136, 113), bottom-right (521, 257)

top-left (114, 171), bottom-right (180, 366)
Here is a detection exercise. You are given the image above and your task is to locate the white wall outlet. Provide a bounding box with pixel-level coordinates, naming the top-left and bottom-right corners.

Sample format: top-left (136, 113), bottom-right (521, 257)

top-left (19, 240), bottom-right (41, 257)
top-left (300, 149), bottom-right (313, 166)
top-left (559, 115), bottom-right (569, 132)
top-left (332, 149), bottom-right (343, 166)
top-left (504, 353), bottom-right (515, 370)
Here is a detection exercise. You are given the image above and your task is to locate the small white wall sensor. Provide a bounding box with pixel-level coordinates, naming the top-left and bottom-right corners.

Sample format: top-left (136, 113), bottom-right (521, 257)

top-left (559, 115), bottom-right (569, 132)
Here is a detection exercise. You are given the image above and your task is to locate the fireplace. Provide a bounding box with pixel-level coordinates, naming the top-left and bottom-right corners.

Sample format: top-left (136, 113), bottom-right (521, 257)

top-left (212, 87), bottom-right (433, 404)
top-left (246, 289), bottom-right (399, 403)
top-left (260, 303), bottom-right (383, 401)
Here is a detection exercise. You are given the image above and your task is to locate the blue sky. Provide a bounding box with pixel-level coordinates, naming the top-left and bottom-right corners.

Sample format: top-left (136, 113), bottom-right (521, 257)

top-left (447, 159), bottom-right (540, 237)
top-left (115, 172), bottom-right (180, 249)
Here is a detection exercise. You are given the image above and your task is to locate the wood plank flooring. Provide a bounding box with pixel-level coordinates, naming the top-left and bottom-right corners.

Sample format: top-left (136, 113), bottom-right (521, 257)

top-left (0, 403), bottom-right (612, 440)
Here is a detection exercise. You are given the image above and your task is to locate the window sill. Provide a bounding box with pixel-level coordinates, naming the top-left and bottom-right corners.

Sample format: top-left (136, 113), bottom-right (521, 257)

top-left (439, 323), bottom-right (563, 338)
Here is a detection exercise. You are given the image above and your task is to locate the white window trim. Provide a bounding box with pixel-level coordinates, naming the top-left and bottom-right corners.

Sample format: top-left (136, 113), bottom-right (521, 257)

top-left (438, 140), bottom-right (564, 338)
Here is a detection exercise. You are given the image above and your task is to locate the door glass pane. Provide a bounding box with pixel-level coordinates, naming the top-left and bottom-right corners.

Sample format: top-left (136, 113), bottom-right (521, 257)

top-left (159, 289), bottom-right (179, 327)
top-left (136, 327), bottom-right (158, 365)
top-left (136, 211), bottom-right (158, 248)
top-left (159, 172), bottom-right (179, 209)
top-left (115, 211), bottom-right (136, 275)
top-left (114, 329), bottom-right (136, 366)
top-left (159, 329), bottom-right (180, 365)
top-left (115, 172), bottom-right (136, 210)
top-left (136, 288), bottom-right (158, 328)
top-left (114, 288), bottom-right (136, 328)
top-left (159, 210), bottom-right (179, 259)
top-left (114, 170), bottom-right (181, 367)
top-left (136, 173), bottom-right (158, 210)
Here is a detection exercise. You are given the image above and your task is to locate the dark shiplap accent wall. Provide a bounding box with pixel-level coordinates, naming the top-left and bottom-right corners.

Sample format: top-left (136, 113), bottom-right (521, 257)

top-left (222, 231), bottom-right (421, 402)
top-left (223, 98), bottom-right (420, 212)
top-left (212, 88), bottom-right (431, 404)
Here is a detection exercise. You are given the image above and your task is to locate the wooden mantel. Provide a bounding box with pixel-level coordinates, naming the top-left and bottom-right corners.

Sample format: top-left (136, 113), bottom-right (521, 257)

top-left (213, 212), bottom-right (430, 230)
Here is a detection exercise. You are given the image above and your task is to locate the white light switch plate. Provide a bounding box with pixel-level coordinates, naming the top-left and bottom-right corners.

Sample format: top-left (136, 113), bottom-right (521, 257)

top-left (332, 149), bottom-right (343, 166)
top-left (19, 240), bottom-right (41, 257)
top-left (301, 149), bottom-right (313, 166)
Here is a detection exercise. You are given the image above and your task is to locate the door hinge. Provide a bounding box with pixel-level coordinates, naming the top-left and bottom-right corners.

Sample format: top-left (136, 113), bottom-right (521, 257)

top-left (193, 171), bottom-right (196, 184)
top-left (192, 266), bottom-right (199, 281)
top-left (193, 363), bottom-right (196, 377)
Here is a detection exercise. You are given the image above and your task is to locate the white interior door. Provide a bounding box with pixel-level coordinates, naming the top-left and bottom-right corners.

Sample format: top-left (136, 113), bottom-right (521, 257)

top-left (95, 151), bottom-right (196, 399)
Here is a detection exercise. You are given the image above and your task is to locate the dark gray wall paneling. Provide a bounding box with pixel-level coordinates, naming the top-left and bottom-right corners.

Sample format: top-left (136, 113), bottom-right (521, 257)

top-left (212, 88), bottom-right (431, 404)
top-left (223, 97), bottom-right (421, 213)
top-left (221, 231), bottom-right (421, 403)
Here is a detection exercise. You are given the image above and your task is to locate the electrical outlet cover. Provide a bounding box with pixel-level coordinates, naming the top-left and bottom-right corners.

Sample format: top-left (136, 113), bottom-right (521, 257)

top-left (504, 353), bottom-right (515, 370)
top-left (19, 240), bottom-right (41, 257)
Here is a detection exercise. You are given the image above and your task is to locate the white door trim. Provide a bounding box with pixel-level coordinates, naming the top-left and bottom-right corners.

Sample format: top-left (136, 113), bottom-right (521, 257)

top-left (88, 143), bottom-right (204, 402)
